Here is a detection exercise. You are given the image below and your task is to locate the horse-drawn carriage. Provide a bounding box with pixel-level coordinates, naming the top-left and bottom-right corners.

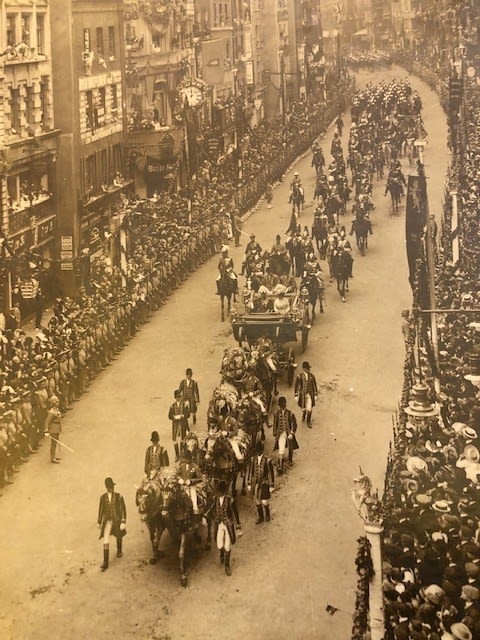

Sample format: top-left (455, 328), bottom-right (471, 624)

top-left (230, 288), bottom-right (310, 391)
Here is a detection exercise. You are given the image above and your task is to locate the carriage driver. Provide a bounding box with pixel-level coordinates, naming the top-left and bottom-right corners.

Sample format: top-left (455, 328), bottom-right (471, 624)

top-left (216, 246), bottom-right (238, 296)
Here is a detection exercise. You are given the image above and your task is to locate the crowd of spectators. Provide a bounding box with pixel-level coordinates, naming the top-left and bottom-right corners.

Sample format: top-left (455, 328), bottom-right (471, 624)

top-left (0, 81), bottom-right (351, 489)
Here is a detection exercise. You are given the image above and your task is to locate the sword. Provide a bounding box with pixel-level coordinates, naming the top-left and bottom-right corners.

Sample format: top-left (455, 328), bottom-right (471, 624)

top-left (44, 434), bottom-right (75, 452)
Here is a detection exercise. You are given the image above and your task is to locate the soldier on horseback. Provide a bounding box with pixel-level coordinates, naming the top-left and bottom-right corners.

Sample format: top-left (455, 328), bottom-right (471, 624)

top-left (216, 246), bottom-right (238, 296)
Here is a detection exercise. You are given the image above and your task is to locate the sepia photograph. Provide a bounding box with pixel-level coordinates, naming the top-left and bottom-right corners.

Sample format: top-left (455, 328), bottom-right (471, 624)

top-left (0, 0), bottom-right (478, 638)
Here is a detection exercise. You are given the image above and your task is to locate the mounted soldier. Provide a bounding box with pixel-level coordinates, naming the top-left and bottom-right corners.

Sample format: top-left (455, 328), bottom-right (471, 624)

top-left (216, 246), bottom-right (238, 297)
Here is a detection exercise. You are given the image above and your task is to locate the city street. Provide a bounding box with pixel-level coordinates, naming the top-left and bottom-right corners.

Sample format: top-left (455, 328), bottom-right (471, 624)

top-left (0, 66), bottom-right (449, 640)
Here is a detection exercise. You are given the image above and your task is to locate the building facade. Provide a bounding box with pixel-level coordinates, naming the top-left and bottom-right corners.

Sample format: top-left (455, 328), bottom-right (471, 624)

top-left (0, 0), bottom-right (58, 314)
top-left (50, 0), bottom-right (131, 295)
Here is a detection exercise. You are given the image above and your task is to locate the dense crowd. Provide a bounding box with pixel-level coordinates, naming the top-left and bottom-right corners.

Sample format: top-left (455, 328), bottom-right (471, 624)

top-left (0, 83), bottom-right (351, 488)
top-left (378, 24), bottom-right (480, 640)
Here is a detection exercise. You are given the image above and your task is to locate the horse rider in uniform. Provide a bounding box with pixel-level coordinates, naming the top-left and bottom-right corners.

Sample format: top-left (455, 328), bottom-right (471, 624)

top-left (213, 479), bottom-right (237, 576)
top-left (247, 441), bottom-right (275, 524)
top-left (273, 396), bottom-right (299, 473)
top-left (144, 430), bottom-right (169, 478)
top-left (290, 171), bottom-right (302, 190)
top-left (177, 455), bottom-right (202, 514)
top-left (97, 477), bottom-right (127, 572)
top-left (178, 368), bottom-right (200, 425)
top-left (168, 389), bottom-right (191, 461)
top-left (245, 233), bottom-right (262, 257)
top-left (216, 246), bottom-right (238, 296)
top-left (294, 361), bottom-right (319, 428)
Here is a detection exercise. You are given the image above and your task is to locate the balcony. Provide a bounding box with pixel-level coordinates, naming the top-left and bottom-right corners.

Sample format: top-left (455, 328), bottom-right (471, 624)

top-left (8, 196), bottom-right (53, 236)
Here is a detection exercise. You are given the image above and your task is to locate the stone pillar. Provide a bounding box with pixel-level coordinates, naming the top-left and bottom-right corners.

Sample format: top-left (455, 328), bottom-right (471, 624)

top-left (365, 522), bottom-right (384, 640)
top-left (450, 190), bottom-right (459, 264)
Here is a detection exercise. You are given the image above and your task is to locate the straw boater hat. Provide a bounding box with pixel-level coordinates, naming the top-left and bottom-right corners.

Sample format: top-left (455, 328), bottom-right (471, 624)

top-left (406, 456), bottom-right (427, 474)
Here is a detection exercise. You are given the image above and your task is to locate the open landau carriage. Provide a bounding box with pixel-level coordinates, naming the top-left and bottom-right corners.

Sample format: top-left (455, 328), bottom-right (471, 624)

top-left (230, 285), bottom-right (311, 386)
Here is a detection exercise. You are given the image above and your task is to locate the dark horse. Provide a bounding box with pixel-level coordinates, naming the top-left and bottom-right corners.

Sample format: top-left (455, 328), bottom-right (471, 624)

top-left (289, 183), bottom-right (304, 215)
top-left (385, 177), bottom-right (403, 212)
top-left (136, 474), bottom-right (213, 587)
top-left (218, 271), bottom-right (237, 322)
top-left (350, 216), bottom-right (373, 256)
top-left (301, 275), bottom-right (325, 321)
top-left (311, 214), bottom-right (329, 258)
top-left (332, 249), bottom-right (352, 302)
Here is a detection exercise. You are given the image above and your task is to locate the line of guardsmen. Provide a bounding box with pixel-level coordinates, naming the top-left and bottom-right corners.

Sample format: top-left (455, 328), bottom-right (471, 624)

top-left (0, 214), bottom-right (224, 489)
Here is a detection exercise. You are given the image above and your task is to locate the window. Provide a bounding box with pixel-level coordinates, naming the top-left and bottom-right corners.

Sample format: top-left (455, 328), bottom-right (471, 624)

top-left (37, 14), bottom-right (45, 54)
top-left (83, 28), bottom-right (91, 51)
top-left (112, 144), bottom-right (123, 174)
top-left (100, 149), bottom-right (108, 184)
top-left (152, 33), bottom-right (166, 50)
top-left (97, 87), bottom-right (106, 126)
top-left (86, 90), bottom-right (94, 130)
top-left (108, 26), bottom-right (115, 57)
top-left (25, 85), bottom-right (34, 129)
top-left (219, 3), bottom-right (223, 25)
top-left (85, 154), bottom-right (97, 191)
top-left (21, 13), bottom-right (30, 45)
top-left (224, 3), bottom-right (229, 22)
top-left (9, 88), bottom-right (21, 133)
top-left (96, 27), bottom-right (103, 55)
top-left (111, 84), bottom-right (118, 114)
top-left (40, 76), bottom-right (50, 130)
top-left (7, 14), bottom-right (16, 46)
top-left (213, 3), bottom-right (217, 26)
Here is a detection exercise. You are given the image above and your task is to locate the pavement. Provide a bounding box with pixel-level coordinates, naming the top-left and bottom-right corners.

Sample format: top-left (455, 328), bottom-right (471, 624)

top-left (0, 65), bottom-right (449, 640)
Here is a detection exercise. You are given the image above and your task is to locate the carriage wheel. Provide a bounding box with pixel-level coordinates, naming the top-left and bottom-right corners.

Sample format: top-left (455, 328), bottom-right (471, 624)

top-left (287, 348), bottom-right (295, 387)
top-left (301, 328), bottom-right (309, 352)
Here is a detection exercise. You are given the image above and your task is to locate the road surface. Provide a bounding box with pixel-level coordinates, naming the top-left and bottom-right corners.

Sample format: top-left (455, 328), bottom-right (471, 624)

top-left (0, 66), bottom-right (448, 640)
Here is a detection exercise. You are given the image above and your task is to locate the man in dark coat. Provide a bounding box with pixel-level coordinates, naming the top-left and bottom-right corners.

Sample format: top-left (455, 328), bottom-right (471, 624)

top-left (178, 368), bottom-right (200, 425)
top-left (168, 389), bottom-right (190, 461)
top-left (294, 361), bottom-right (318, 427)
top-left (273, 396), bottom-right (299, 473)
top-left (247, 441), bottom-right (275, 524)
top-left (213, 479), bottom-right (237, 576)
top-left (97, 477), bottom-right (127, 571)
top-left (144, 430), bottom-right (169, 478)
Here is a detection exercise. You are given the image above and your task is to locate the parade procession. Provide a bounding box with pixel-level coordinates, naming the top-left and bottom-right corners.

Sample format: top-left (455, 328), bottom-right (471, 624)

top-left (0, 0), bottom-right (480, 639)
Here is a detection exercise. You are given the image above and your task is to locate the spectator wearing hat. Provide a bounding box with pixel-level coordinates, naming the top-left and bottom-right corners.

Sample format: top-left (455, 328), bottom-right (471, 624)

top-left (178, 368), bottom-right (200, 425)
top-left (44, 395), bottom-right (62, 464)
top-left (144, 431), bottom-right (169, 478)
top-left (97, 477), bottom-right (126, 572)
top-left (247, 441), bottom-right (275, 524)
top-left (273, 396), bottom-right (299, 473)
top-left (214, 479), bottom-right (237, 576)
top-left (168, 389), bottom-right (191, 462)
top-left (294, 361), bottom-right (319, 427)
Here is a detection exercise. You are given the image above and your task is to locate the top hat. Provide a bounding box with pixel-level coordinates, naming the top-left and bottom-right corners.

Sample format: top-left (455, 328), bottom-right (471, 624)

top-left (104, 477), bottom-right (115, 490)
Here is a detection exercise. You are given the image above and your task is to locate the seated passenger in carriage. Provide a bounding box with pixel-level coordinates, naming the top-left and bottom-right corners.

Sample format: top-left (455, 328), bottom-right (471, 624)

top-left (279, 272), bottom-right (297, 294)
top-left (263, 266), bottom-right (280, 292)
top-left (252, 286), bottom-right (272, 312)
top-left (273, 286), bottom-right (291, 316)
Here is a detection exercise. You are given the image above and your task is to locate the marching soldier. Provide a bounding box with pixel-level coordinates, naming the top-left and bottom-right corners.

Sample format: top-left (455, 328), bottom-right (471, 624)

top-left (44, 395), bottom-right (62, 463)
top-left (168, 389), bottom-right (191, 462)
top-left (97, 477), bottom-right (127, 572)
top-left (144, 430), bottom-right (169, 478)
top-left (294, 361), bottom-right (318, 428)
top-left (178, 368), bottom-right (200, 425)
top-left (247, 441), bottom-right (275, 524)
top-left (273, 396), bottom-right (299, 472)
